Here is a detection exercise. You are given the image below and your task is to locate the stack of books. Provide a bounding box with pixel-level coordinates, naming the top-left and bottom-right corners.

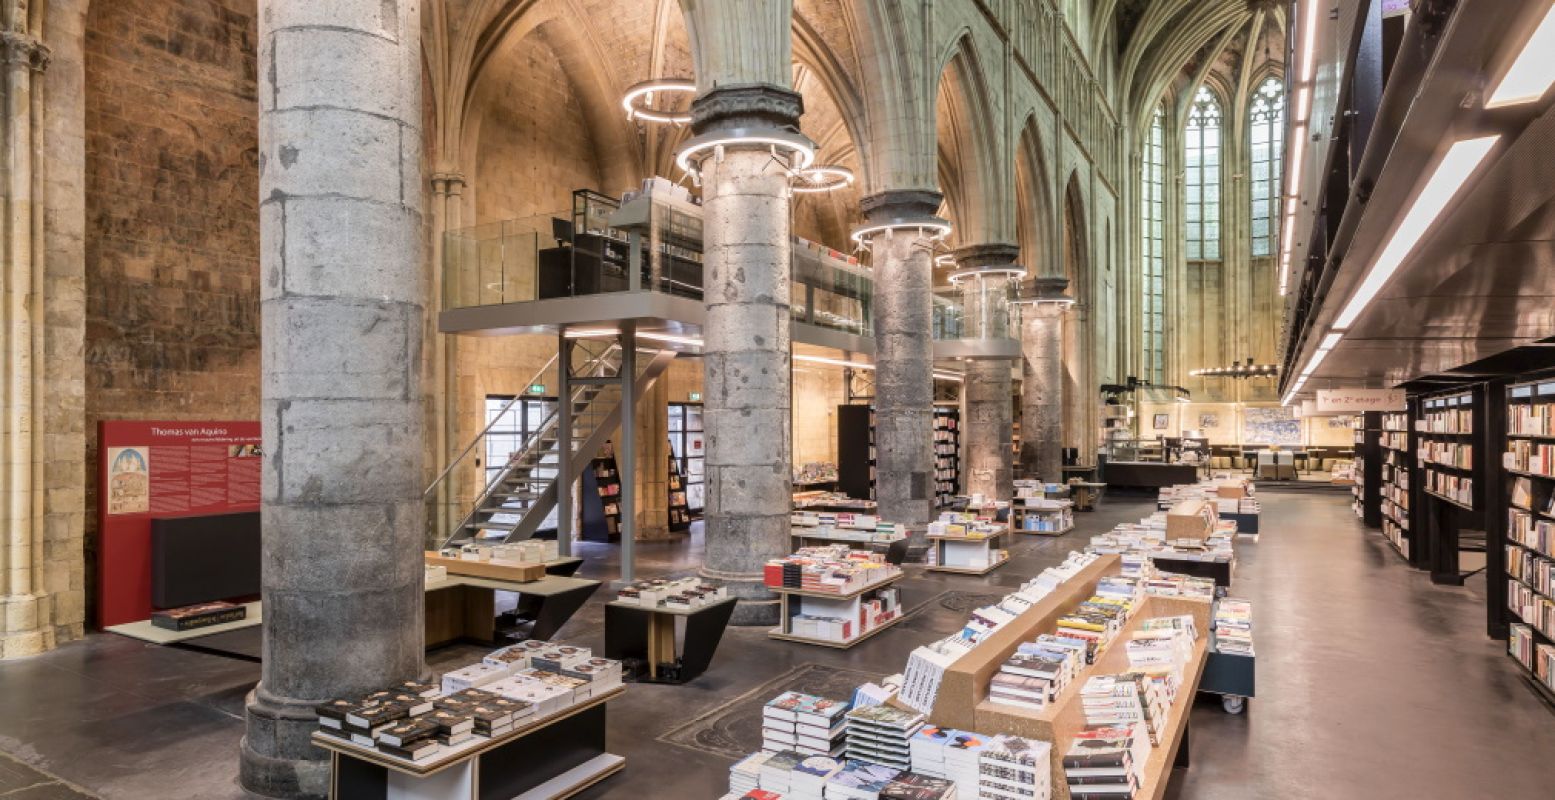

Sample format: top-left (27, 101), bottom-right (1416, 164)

top-left (1061, 722), bottom-right (1151, 799)
top-left (908, 727), bottom-right (986, 797)
top-left (1055, 596), bottom-right (1130, 663)
top-left (764, 547), bottom-right (902, 594)
top-left (730, 752), bottom-right (771, 795)
top-left (844, 705), bottom-right (924, 771)
top-left (764, 692), bottom-right (851, 756)
top-left (822, 760), bottom-right (902, 800)
top-left (1078, 674), bottom-right (1170, 745)
top-left (790, 756), bottom-right (847, 800)
top-left (1214, 599), bottom-right (1254, 656)
top-left (616, 577), bottom-right (728, 608)
top-left (979, 735), bottom-right (1052, 800)
top-left (987, 635), bottom-right (1085, 711)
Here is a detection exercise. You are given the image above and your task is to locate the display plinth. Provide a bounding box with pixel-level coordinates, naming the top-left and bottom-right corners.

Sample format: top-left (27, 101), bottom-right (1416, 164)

top-left (315, 687), bottom-right (624, 800)
top-left (926, 534), bottom-right (1009, 574)
top-left (766, 573), bottom-right (903, 649)
top-left (604, 596), bottom-right (737, 683)
top-left (424, 552), bottom-right (547, 583)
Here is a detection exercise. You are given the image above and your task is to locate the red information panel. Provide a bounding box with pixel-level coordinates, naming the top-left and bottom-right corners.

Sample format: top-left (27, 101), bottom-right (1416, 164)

top-left (97, 420), bottom-right (262, 627)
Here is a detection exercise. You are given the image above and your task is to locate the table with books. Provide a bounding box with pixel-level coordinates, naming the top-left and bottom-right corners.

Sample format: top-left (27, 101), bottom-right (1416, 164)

top-left (423, 570), bottom-right (601, 647)
top-left (311, 641), bottom-right (625, 800)
top-left (604, 578), bottom-right (737, 684)
top-left (766, 546), bottom-right (906, 649)
top-left (926, 512), bottom-right (1011, 575)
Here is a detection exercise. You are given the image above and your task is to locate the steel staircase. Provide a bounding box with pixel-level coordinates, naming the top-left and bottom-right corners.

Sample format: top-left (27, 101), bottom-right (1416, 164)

top-left (428, 343), bottom-right (676, 550)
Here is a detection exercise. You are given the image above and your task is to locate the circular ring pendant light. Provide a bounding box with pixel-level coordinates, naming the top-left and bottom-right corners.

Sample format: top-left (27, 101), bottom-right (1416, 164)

top-left (621, 78), bottom-right (696, 125)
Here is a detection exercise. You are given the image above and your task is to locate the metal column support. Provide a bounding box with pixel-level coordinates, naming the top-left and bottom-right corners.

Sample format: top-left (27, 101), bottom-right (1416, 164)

top-left (557, 333), bottom-right (572, 557)
top-left (620, 322), bottom-right (637, 582)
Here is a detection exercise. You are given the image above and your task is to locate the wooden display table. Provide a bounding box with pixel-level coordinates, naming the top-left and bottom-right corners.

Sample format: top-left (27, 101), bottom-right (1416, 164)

top-left (1011, 500), bottom-right (1075, 535)
top-left (916, 554), bottom-right (1213, 800)
top-left (425, 574), bottom-right (600, 647)
top-left (767, 573), bottom-right (904, 649)
top-left (789, 527), bottom-right (904, 548)
top-left (926, 532), bottom-right (1009, 575)
top-left (314, 687), bottom-right (624, 800)
top-left (603, 596), bottom-right (737, 684)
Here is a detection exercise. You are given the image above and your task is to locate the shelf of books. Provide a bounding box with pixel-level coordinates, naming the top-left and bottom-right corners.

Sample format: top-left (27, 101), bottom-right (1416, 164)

top-left (1415, 388), bottom-right (1486, 584)
top-left (667, 451), bottom-right (692, 532)
top-left (579, 443), bottom-right (622, 543)
top-left (934, 406), bottom-right (962, 508)
top-left (765, 547), bottom-right (905, 649)
top-left (836, 404), bottom-right (877, 502)
top-left (1417, 392), bottom-right (1477, 510)
top-left (1380, 411), bottom-right (1413, 562)
top-left (668, 402), bottom-right (705, 514)
top-left (1503, 377), bottom-right (1555, 702)
top-left (1351, 411), bottom-right (1383, 528)
top-left (926, 511), bottom-right (1010, 575)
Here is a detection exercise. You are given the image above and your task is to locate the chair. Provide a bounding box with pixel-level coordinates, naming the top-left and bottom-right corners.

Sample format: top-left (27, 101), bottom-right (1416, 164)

top-left (1292, 450), bottom-right (1310, 474)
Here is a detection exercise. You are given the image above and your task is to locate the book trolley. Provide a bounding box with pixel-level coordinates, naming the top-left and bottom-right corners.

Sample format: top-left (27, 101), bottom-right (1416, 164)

top-left (916, 554), bottom-right (1212, 800)
top-left (1499, 375), bottom-right (1555, 704)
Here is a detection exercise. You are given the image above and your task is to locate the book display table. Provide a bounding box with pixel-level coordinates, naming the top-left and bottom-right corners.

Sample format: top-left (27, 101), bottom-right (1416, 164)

top-left (768, 574), bottom-right (904, 649)
top-left (1150, 555), bottom-right (1233, 588)
top-left (789, 527), bottom-right (905, 549)
top-left (603, 596), bottom-right (737, 684)
top-left (425, 575), bottom-right (601, 647)
top-left (1011, 501), bottom-right (1075, 535)
top-left (926, 532), bottom-right (1010, 575)
top-left (314, 687), bottom-right (625, 800)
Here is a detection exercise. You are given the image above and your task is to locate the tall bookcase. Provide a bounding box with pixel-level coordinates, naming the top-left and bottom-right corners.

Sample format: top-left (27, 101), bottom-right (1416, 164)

top-left (1379, 410), bottom-right (1414, 563)
top-left (1416, 388), bottom-right (1487, 585)
top-left (580, 441), bottom-right (623, 543)
top-left (1499, 375), bottom-right (1555, 702)
top-left (836, 404), bottom-right (876, 501)
top-left (933, 406), bottom-right (961, 507)
top-left (1352, 411), bottom-right (1383, 528)
top-left (667, 449), bottom-right (691, 532)
top-left (668, 402), bottom-right (704, 514)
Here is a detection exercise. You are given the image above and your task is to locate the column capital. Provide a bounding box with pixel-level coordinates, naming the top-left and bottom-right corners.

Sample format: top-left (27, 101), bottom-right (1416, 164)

top-left (691, 84), bottom-right (804, 136)
top-left (859, 189), bottom-right (944, 226)
top-left (951, 242), bottom-right (1021, 270)
top-left (1024, 275), bottom-right (1070, 298)
top-left (0, 30), bottom-right (50, 72)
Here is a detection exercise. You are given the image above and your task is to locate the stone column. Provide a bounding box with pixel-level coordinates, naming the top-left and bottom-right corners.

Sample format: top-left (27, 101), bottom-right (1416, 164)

top-left (681, 0), bottom-right (804, 626)
top-left (952, 244), bottom-right (1021, 501)
top-left (242, 2), bottom-right (425, 798)
top-left (1020, 277), bottom-right (1070, 483)
top-left (0, 29), bottom-right (54, 660)
top-left (860, 191), bottom-right (946, 545)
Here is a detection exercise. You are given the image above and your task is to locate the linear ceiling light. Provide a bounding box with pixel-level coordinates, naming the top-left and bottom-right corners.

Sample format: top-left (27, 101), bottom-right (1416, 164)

top-left (1487, 4), bottom-right (1555, 108)
top-left (1333, 136), bottom-right (1499, 329)
top-left (795, 354), bottom-right (873, 370)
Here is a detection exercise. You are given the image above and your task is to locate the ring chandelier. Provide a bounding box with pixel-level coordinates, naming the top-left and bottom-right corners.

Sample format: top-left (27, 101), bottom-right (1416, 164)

top-left (791, 164), bottom-right (855, 193)
top-left (621, 79), bottom-right (695, 125)
top-left (1189, 360), bottom-right (1281, 378)
top-left (947, 266), bottom-right (1028, 284)
top-left (849, 219), bottom-right (953, 249)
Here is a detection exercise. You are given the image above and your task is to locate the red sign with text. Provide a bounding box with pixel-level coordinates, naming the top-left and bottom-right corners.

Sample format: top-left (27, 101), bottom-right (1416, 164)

top-left (97, 420), bottom-right (262, 626)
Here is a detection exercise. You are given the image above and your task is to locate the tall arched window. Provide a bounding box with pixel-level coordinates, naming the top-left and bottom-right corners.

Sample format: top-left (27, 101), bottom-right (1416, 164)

top-left (1184, 86), bottom-right (1222, 261)
top-left (1249, 76), bottom-right (1284, 257)
top-left (1141, 106), bottom-right (1166, 383)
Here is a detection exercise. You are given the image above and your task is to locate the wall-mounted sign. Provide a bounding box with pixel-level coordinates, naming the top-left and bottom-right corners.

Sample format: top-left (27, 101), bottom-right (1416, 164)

top-left (688, 392), bottom-right (702, 402)
top-left (528, 384), bottom-right (546, 395)
top-left (1317, 388), bottom-right (1406, 413)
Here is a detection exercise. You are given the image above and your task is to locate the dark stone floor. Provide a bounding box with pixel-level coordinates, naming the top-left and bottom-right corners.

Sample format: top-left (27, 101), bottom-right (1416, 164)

top-left (2, 493), bottom-right (1552, 798)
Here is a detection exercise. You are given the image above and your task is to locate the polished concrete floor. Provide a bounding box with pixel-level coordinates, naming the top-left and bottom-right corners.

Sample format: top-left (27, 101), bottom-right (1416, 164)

top-left (2, 492), bottom-right (1552, 799)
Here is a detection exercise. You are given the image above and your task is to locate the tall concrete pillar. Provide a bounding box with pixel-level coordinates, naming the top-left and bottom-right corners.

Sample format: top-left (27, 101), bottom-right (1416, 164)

top-left (859, 191), bottom-right (947, 544)
top-left (952, 243), bottom-right (1022, 501)
top-left (680, 0), bottom-right (805, 625)
top-left (1019, 277), bottom-right (1070, 483)
top-left (242, 2), bottom-right (425, 797)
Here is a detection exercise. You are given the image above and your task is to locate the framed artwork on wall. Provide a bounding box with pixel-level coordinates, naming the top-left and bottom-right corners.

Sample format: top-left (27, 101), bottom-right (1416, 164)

top-left (1153, 413), bottom-right (1170, 430)
top-left (1199, 413), bottom-right (1220, 429)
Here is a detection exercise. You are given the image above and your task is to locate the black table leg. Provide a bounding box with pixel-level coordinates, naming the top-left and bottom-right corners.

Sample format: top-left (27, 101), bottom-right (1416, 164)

top-left (678, 600), bottom-right (737, 681)
top-left (1175, 720), bottom-right (1191, 769)
top-left (530, 583), bottom-right (600, 640)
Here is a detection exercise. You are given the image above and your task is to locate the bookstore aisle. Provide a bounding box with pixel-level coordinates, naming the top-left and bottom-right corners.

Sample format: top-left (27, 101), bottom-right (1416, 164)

top-left (2, 499), bottom-right (1555, 798)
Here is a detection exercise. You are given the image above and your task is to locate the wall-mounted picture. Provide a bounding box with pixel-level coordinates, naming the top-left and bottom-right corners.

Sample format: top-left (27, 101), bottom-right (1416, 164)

top-left (1243, 406), bottom-right (1302, 445)
top-left (1153, 413), bottom-right (1170, 430)
top-left (1199, 413), bottom-right (1220, 429)
top-left (1329, 415), bottom-right (1357, 429)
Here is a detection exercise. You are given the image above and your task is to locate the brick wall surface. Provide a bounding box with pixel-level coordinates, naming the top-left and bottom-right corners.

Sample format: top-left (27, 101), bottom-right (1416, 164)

top-left (82, 0), bottom-right (261, 620)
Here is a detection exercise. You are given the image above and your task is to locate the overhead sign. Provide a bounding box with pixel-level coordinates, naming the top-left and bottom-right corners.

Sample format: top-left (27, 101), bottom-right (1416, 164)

top-left (1317, 388), bottom-right (1406, 413)
top-left (688, 392), bottom-right (702, 402)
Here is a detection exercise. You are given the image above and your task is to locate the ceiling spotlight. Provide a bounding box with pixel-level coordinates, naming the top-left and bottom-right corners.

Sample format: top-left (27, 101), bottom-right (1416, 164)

top-left (792, 164), bottom-right (855, 193)
top-left (622, 79), bottom-right (695, 125)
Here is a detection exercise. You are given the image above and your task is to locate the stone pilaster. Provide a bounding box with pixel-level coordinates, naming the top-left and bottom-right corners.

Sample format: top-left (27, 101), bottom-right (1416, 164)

top-left (861, 190), bottom-right (945, 544)
top-left (242, 2), bottom-right (425, 798)
top-left (953, 243), bottom-right (1021, 501)
top-left (0, 28), bottom-right (57, 660)
top-left (682, 0), bottom-right (804, 626)
top-left (1020, 277), bottom-right (1070, 483)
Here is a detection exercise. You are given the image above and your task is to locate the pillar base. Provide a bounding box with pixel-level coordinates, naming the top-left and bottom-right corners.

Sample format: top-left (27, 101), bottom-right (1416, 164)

top-left (0, 594), bottom-right (55, 660)
top-left (240, 687), bottom-right (331, 800)
top-left (698, 568), bottom-right (781, 626)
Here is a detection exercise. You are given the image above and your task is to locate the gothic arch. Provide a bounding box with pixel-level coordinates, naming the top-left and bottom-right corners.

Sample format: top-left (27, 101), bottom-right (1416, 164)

top-left (1061, 174), bottom-right (1093, 460)
top-left (1015, 116), bottom-right (1055, 277)
top-left (935, 31), bottom-right (1005, 245)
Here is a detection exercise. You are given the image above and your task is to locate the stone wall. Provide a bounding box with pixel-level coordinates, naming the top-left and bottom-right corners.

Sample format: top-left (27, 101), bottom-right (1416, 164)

top-left (82, 0), bottom-right (262, 617)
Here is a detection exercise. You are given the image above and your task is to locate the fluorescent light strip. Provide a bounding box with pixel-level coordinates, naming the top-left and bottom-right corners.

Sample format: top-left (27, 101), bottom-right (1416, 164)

top-left (1295, 87), bottom-right (1311, 124)
top-left (1320, 332), bottom-right (1344, 350)
top-left (1333, 136), bottom-right (1500, 329)
top-left (1487, 4), bottom-right (1555, 108)
top-left (1299, 0), bottom-right (1319, 83)
top-left (794, 354), bottom-right (873, 370)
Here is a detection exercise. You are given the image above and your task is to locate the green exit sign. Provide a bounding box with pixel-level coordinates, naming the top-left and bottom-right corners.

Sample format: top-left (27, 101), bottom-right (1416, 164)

top-left (528, 384), bottom-right (546, 395)
top-left (689, 392), bottom-right (702, 402)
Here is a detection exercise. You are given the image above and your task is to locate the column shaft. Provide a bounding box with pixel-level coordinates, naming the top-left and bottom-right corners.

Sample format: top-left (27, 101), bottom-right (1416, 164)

top-left (965, 360), bottom-right (1012, 498)
top-left (872, 232), bottom-right (935, 539)
top-left (699, 149), bottom-right (793, 626)
top-left (243, 2), bottom-right (425, 797)
top-left (1021, 308), bottom-right (1065, 482)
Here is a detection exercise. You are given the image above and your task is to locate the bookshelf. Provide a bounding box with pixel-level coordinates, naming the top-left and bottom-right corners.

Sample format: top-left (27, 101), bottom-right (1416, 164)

top-left (767, 572), bottom-right (904, 649)
top-left (933, 406), bottom-right (962, 508)
top-left (668, 402), bottom-right (704, 513)
top-left (1352, 411), bottom-right (1383, 528)
top-left (580, 442), bottom-right (623, 543)
top-left (836, 404), bottom-right (876, 501)
top-left (1500, 376), bottom-right (1555, 701)
top-left (1416, 388), bottom-right (1487, 584)
top-left (667, 450), bottom-right (691, 532)
top-left (1379, 410), bottom-right (1413, 562)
